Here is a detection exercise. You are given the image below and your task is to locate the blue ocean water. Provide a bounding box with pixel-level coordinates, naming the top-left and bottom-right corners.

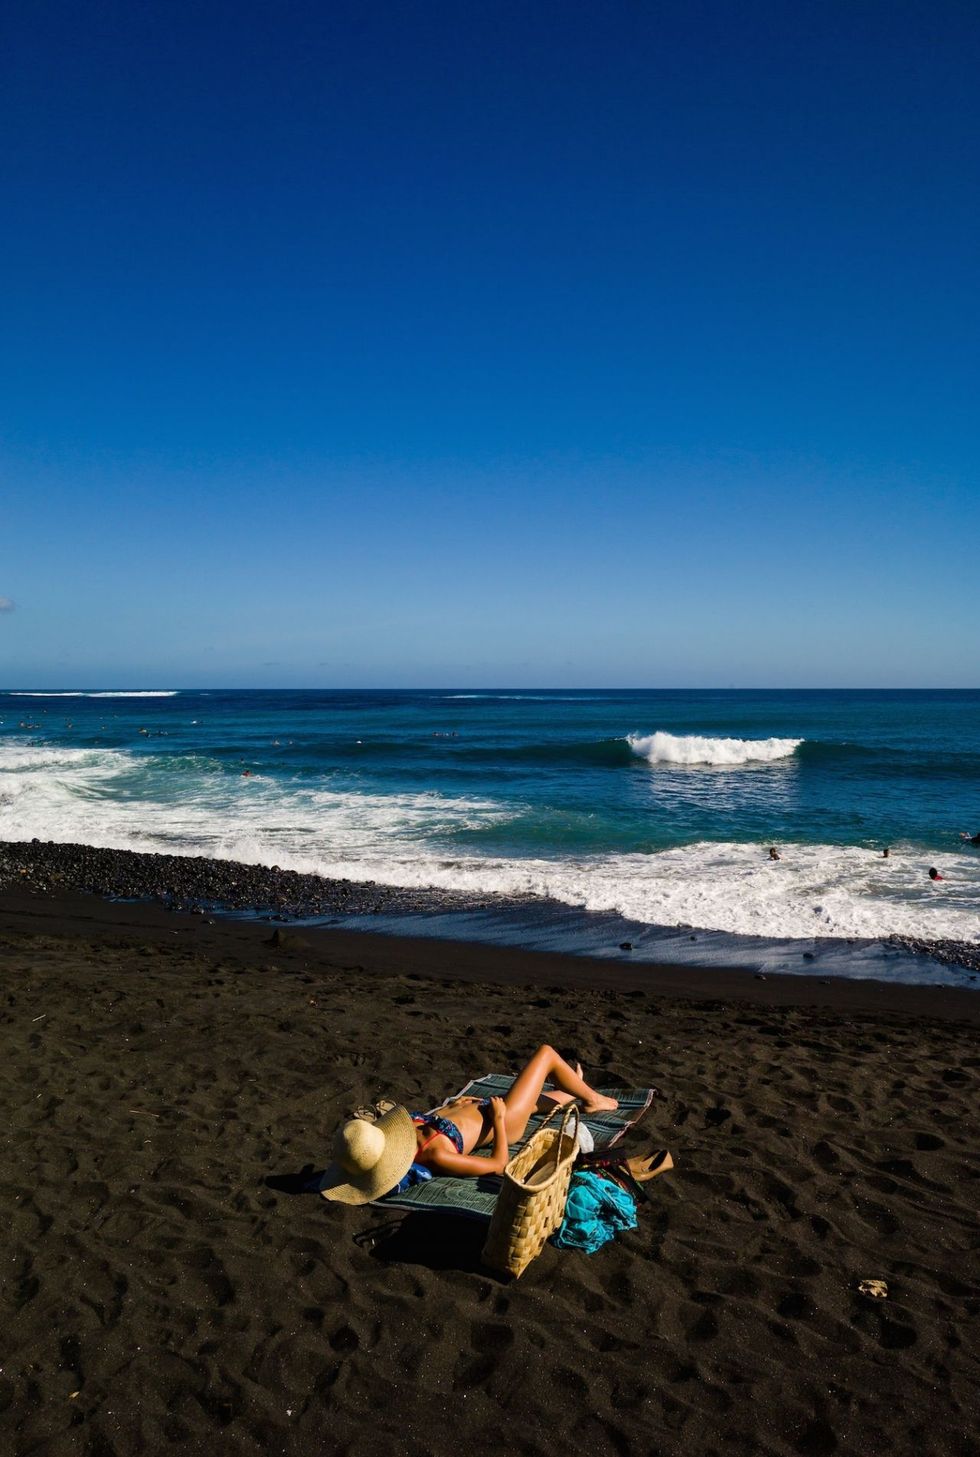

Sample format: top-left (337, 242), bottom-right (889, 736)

top-left (1, 689), bottom-right (979, 959)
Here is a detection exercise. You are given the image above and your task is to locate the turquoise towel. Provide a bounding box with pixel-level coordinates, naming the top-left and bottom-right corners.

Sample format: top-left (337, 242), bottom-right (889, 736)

top-left (552, 1170), bottom-right (638, 1253)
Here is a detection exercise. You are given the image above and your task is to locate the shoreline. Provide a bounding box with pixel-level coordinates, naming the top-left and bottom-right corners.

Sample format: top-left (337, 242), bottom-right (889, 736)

top-left (2, 881), bottom-right (979, 1024)
top-left (1, 836), bottom-right (978, 993)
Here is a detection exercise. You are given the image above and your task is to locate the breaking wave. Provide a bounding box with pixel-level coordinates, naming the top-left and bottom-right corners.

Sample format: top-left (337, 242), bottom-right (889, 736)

top-left (324, 733), bottom-right (803, 770)
top-left (628, 731), bottom-right (803, 767)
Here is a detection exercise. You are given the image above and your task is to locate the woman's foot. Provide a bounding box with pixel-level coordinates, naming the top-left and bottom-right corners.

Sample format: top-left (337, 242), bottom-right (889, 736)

top-left (573, 1062), bottom-right (618, 1113)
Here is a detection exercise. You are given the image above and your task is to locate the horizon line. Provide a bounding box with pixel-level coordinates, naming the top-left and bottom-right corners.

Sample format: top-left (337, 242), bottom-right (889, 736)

top-left (3, 686), bottom-right (980, 695)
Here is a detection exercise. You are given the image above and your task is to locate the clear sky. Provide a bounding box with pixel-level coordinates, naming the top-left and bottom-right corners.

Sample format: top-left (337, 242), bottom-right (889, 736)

top-left (2, 0), bottom-right (978, 688)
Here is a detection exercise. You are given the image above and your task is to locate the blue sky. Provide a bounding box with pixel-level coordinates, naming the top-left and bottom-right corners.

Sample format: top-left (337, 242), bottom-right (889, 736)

top-left (2, 0), bottom-right (978, 688)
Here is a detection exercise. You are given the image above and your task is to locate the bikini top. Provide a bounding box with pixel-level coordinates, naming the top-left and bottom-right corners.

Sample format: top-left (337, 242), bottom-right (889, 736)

top-left (411, 1112), bottom-right (464, 1155)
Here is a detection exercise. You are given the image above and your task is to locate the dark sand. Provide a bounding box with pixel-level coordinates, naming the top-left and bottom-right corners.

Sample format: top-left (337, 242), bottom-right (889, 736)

top-left (1, 888), bottom-right (978, 1457)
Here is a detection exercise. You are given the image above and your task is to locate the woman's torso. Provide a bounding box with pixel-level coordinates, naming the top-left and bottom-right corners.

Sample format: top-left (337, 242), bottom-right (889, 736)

top-left (417, 1099), bottom-right (490, 1158)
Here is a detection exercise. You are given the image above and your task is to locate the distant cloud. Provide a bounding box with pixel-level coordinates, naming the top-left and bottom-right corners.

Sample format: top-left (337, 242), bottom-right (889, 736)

top-left (0, 597), bottom-right (14, 612)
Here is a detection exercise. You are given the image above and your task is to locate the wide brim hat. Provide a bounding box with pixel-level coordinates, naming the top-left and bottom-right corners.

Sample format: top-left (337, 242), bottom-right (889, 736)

top-left (319, 1104), bottom-right (417, 1205)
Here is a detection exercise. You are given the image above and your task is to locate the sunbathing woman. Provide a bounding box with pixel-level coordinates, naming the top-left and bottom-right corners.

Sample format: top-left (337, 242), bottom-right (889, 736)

top-left (320, 1044), bottom-right (619, 1204)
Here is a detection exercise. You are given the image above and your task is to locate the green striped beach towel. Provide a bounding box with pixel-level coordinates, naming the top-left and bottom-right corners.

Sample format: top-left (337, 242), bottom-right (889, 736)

top-left (379, 1075), bottom-right (657, 1220)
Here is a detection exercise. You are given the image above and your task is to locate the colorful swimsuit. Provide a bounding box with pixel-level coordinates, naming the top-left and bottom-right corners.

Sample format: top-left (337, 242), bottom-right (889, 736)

top-left (411, 1099), bottom-right (494, 1156)
top-left (411, 1112), bottom-right (465, 1154)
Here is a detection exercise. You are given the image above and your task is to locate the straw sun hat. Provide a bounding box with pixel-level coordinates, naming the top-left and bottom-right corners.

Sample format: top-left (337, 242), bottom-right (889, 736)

top-left (319, 1104), bottom-right (418, 1205)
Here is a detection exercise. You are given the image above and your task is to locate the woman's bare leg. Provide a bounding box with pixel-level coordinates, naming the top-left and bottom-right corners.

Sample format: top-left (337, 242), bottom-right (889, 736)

top-left (500, 1045), bottom-right (617, 1144)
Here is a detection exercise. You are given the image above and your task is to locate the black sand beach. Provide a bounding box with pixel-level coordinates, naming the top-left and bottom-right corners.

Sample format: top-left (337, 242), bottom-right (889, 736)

top-left (1, 882), bottom-right (978, 1456)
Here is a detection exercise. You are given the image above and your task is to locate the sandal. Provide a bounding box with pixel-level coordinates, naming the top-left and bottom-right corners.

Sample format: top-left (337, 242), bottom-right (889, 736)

top-left (576, 1147), bottom-right (674, 1203)
top-left (626, 1149), bottom-right (674, 1181)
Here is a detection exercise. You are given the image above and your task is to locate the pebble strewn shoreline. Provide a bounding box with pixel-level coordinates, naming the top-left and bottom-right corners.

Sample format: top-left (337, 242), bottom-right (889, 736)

top-left (0, 838), bottom-right (504, 922)
top-left (1, 838), bottom-right (978, 975)
top-left (886, 934), bottom-right (980, 975)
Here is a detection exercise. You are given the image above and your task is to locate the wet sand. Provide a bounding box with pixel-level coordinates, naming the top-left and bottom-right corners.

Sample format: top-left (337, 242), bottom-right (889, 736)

top-left (0, 887), bottom-right (978, 1456)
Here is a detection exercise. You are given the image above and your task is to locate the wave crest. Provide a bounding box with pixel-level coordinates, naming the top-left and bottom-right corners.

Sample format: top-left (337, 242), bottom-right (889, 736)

top-left (628, 731), bottom-right (803, 767)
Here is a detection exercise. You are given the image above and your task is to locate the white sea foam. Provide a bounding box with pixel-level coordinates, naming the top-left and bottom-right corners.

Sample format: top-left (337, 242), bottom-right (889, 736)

top-left (0, 740), bottom-right (509, 869)
top-left (2, 739), bottom-right (977, 944)
top-left (6, 690), bottom-right (179, 698)
top-left (628, 731), bottom-right (803, 766)
top-left (298, 842), bottom-right (980, 944)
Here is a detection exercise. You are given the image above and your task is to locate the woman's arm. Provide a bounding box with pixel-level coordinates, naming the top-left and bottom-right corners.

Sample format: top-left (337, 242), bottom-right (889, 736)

top-left (423, 1148), bottom-right (508, 1177)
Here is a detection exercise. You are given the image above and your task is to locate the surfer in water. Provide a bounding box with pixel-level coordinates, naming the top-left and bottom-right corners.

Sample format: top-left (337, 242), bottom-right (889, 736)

top-left (960, 832), bottom-right (980, 846)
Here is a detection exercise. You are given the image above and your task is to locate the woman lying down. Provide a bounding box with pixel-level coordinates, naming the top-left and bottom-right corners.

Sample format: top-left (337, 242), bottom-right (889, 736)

top-left (320, 1043), bottom-right (672, 1205)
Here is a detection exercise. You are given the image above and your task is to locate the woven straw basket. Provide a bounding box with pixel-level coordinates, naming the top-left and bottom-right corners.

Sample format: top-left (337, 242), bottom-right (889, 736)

top-left (482, 1101), bottom-right (580, 1278)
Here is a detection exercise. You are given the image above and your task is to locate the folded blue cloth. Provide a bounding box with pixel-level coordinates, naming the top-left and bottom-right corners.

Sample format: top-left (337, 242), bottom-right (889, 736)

top-left (552, 1170), bottom-right (637, 1252)
top-left (387, 1162), bottom-right (434, 1196)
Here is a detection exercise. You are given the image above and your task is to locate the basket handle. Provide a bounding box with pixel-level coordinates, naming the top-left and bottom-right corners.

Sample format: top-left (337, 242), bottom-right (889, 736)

top-left (531, 1097), bottom-right (581, 1164)
top-left (558, 1099), bottom-right (580, 1151)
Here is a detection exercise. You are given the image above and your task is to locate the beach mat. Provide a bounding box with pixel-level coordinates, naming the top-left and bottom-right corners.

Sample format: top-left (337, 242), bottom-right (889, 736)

top-left (379, 1076), bottom-right (657, 1219)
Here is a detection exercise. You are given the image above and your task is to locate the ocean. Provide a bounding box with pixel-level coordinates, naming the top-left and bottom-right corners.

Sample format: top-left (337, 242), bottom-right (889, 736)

top-left (2, 689), bottom-right (979, 983)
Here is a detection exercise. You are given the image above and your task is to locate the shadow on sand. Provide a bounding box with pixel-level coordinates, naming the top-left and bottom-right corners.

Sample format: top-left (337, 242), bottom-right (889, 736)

top-left (360, 1212), bottom-right (491, 1273)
